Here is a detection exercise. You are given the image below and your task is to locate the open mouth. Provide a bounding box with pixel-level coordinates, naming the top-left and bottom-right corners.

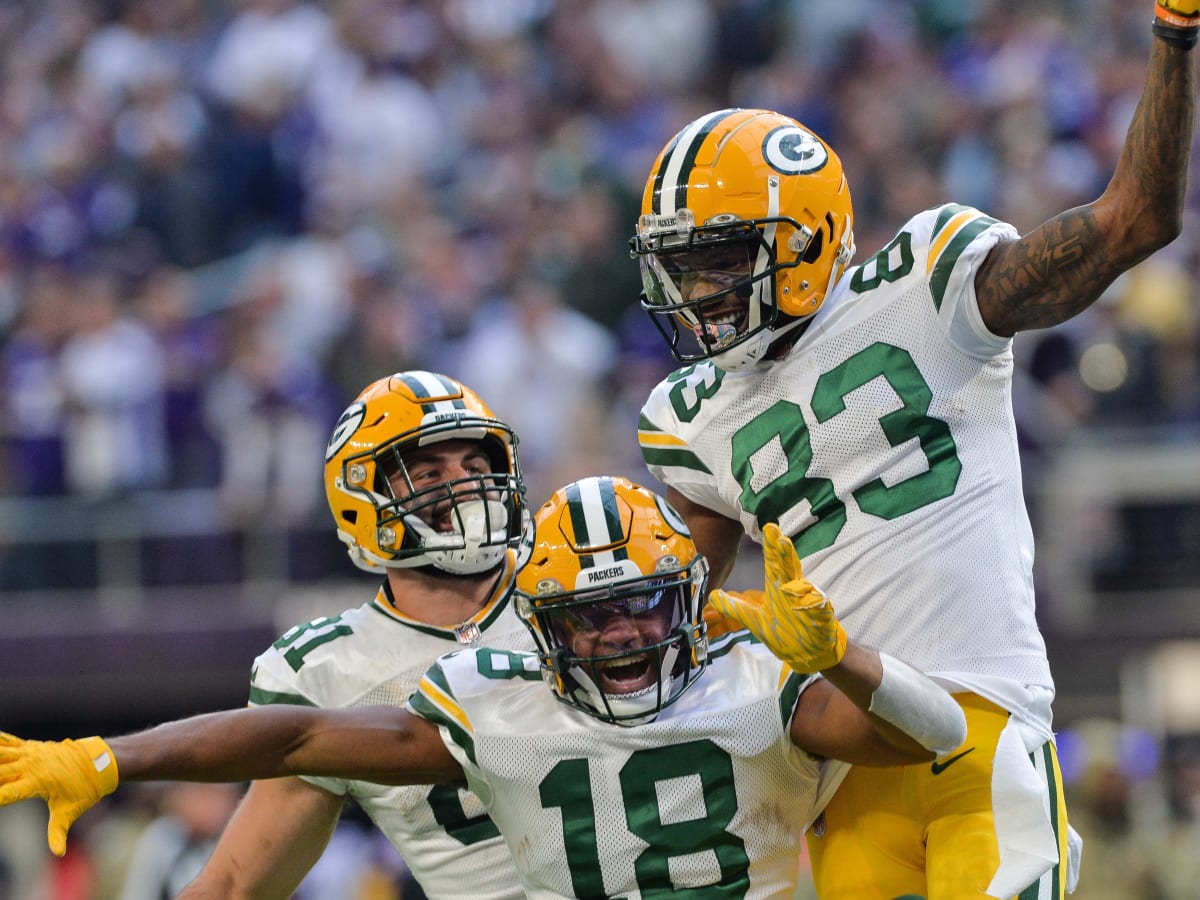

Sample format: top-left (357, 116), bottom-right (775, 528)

top-left (692, 305), bottom-right (746, 350)
top-left (595, 654), bottom-right (656, 695)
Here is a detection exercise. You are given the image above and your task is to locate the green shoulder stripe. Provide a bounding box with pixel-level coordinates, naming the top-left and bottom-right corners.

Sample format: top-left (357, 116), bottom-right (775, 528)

top-left (638, 413), bottom-right (713, 474)
top-left (638, 412), bottom-right (662, 433)
top-left (248, 686), bottom-right (317, 707)
top-left (640, 445), bottom-right (713, 474)
top-left (707, 630), bottom-right (757, 660)
top-left (778, 670), bottom-right (812, 728)
top-left (409, 661), bottom-right (477, 765)
top-left (931, 203), bottom-right (975, 238)
top-left (929, 215), bottom-right (998, 311)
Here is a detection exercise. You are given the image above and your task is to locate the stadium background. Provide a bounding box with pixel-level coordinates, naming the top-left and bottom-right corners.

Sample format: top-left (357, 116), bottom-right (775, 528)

top-left (0, 0), bottom-right (1198, 896)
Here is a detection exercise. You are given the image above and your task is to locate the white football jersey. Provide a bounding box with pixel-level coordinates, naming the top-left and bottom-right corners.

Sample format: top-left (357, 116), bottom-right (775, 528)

top-left (407, 635), bottom-right (846, 899)
top-left (249, 554), bottom-right (530, 900)
top-left (639, 204), bottom-right (1052, 702)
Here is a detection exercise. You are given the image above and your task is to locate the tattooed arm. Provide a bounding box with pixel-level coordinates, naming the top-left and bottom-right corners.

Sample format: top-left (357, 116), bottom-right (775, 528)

top-left (976, 35), bottom-right (1196, 337)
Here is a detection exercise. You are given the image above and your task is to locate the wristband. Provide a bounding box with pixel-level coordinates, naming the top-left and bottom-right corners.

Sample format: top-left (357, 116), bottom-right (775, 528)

top-left (867, 653), bottom-right (967, 756)
top-left (1147, 18), bottom-right (1195, 48)
top-left (1156, 3), bottom-right (1200, 29)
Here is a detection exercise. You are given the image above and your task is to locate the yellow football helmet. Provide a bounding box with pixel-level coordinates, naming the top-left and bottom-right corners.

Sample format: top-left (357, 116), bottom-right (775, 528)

top-left (630, 108), bottom-right (855, 370)
top-left (514, 475), bottom-right (710, 725)
top-left (324, 370), bottom-right (531, 575)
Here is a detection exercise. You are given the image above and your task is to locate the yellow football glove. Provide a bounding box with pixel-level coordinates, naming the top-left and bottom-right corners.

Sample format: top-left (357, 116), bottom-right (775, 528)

top-left (708, 523), bottom-right (847, 673)
top-left (1157, 0), bottom-right (1199, 27)
top-left (0, 733), bottom-right (119, 856)
top-left (702, 592), bottom-right (752, 639)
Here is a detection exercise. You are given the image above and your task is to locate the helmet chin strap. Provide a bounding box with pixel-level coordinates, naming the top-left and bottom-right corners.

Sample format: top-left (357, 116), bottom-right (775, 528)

top-left (378, 497), bottom-right (511, 575)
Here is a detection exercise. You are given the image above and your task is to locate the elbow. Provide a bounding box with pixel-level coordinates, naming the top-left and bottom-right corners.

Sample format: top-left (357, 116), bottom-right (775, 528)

top-left (1141, 206), bottom-right (1185, 256)
top-left (1097, 190), bottom-right (1184, 266)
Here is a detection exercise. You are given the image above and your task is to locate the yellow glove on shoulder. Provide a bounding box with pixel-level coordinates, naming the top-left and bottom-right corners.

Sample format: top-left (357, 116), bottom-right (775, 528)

top-left (708, 523), bottom-right (847, 673)
top-left (0, 733), bottom-right (119, 856)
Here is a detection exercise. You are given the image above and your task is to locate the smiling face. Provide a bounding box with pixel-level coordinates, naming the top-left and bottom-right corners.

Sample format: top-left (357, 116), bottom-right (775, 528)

top-left (542, 584), bottom-right (681, 696)
top-left (382, 438), bottom-right (498, 532)
top-left (652, 235), bottom-right (761, 354)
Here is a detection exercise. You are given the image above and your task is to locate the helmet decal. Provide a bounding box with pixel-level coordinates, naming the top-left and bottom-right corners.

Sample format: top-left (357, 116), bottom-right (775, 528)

top-left (325, 401), bottom-right (365, 462)
top-left (762, 126), bottom-right (829, 175)
top-left (395, 370), bottom-right (471, 411)
top-left (654, 494), bottom-right (690, 536)
top-left (650, 108), bottom-right (741, 217)
top-left (565, 476), bottom-right (628, 556)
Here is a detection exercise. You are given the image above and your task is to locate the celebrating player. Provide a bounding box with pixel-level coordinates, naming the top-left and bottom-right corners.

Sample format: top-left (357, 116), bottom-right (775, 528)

top-left (628, 2), bottom-right (1198, 897)
top-left (180, 370), bottom-right (535, 899)
top-left (0, 475), bottom-right (965, 898)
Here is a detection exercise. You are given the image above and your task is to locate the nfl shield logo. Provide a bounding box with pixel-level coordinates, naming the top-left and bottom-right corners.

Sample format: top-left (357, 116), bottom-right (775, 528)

top-left (455, 622), bottom-right (482, 644)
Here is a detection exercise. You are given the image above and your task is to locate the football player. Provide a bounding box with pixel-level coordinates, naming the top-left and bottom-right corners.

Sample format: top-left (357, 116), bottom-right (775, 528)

top-left (0, 476), bottom-right (966, 898)
top-left (179, 370), bottom-right (535, 900)
top-left (627, 1), bottom-right (1199, 897)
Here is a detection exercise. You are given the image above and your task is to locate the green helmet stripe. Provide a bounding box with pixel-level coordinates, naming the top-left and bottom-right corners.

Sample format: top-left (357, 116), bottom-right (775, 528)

top-left (653, 108), bottom-right (740, 216)
top-left (396, 370), bottom-right (468, 414)
top-left (565, 476), bottom-right (629, 569)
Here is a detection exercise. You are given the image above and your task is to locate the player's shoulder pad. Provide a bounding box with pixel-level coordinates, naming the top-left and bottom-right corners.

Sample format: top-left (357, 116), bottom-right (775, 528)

top-left (638, 363), bottom-right (724, 471)
top-left (421, 646), bottom-right (542, 701)
top-left (249, 611), bottom-right (366, 703)
top-left (851, 203), bottom-right (1013, 309)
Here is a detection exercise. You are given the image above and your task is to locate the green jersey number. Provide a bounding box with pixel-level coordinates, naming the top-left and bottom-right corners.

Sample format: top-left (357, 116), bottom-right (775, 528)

top-left (668, 364), bottom-right (725, 424)
top-left (540, 739), bottom-right (750, 897)
top-left (272, 617), bottom-right (354, 673)
top-left (427, 785), bottom-right (502, 844)
top-left (733, 342), bottom-right (961, 554)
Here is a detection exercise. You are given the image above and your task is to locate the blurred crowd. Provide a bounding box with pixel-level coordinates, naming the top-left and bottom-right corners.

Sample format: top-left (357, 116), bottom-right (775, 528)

top-left (2, 0), bottom-right (1198, 520)
top-left (0, 0), bottom-right (1199, 897)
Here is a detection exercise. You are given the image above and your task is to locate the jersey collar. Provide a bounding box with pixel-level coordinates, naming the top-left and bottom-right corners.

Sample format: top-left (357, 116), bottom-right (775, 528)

top-left (369, 549), bottom-right (518, 642)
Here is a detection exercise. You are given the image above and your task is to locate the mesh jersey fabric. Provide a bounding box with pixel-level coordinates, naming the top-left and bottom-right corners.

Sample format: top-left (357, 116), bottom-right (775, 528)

top-left (249, 561), bottom-right (530, 900)
top-left (639, 203), bottom-right (1051, 704)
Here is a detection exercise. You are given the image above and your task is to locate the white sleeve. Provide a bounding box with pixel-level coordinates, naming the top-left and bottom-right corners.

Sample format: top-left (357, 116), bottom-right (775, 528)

top-left (868, 652), bottom-right (967, 756)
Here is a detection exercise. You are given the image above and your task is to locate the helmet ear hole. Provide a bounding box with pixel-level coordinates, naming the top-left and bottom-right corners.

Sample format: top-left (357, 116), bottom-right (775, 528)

top-left (802, 224), bottom-right (826, 264)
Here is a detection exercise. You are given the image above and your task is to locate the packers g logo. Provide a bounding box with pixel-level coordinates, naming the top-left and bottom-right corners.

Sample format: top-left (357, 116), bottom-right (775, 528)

top-left (654, 494), bottom-right (691, 537)
top-left (762, 126), bottom-right (828, 176)
top-left (326, 401), bottom-right (365, 461)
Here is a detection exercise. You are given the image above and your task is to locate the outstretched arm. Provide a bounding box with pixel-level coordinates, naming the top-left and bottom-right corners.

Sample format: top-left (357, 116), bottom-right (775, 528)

top-left (976, 3), bottom-right (1197, 337)
top-left (0, 705), bottom-right (462, 856)
top-left (708, 525), bottom-right (966, 766)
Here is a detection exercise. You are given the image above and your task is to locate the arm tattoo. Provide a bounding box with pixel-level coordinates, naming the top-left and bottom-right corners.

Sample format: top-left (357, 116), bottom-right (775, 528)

top-left (975, 211), bottom-right (1105, 336)
top-left (975, 40), bottom-right (1195, 337)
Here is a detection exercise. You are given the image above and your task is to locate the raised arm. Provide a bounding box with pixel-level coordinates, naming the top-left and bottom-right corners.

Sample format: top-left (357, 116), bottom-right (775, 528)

top-left (0, 705), bottom-right (462, 856)
top-left (709, 525), bottom-right (967, 766)
top-left (976, 8), bottom-right (1197, 337)
top-left (665, 486), bottom-right (745, 589)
